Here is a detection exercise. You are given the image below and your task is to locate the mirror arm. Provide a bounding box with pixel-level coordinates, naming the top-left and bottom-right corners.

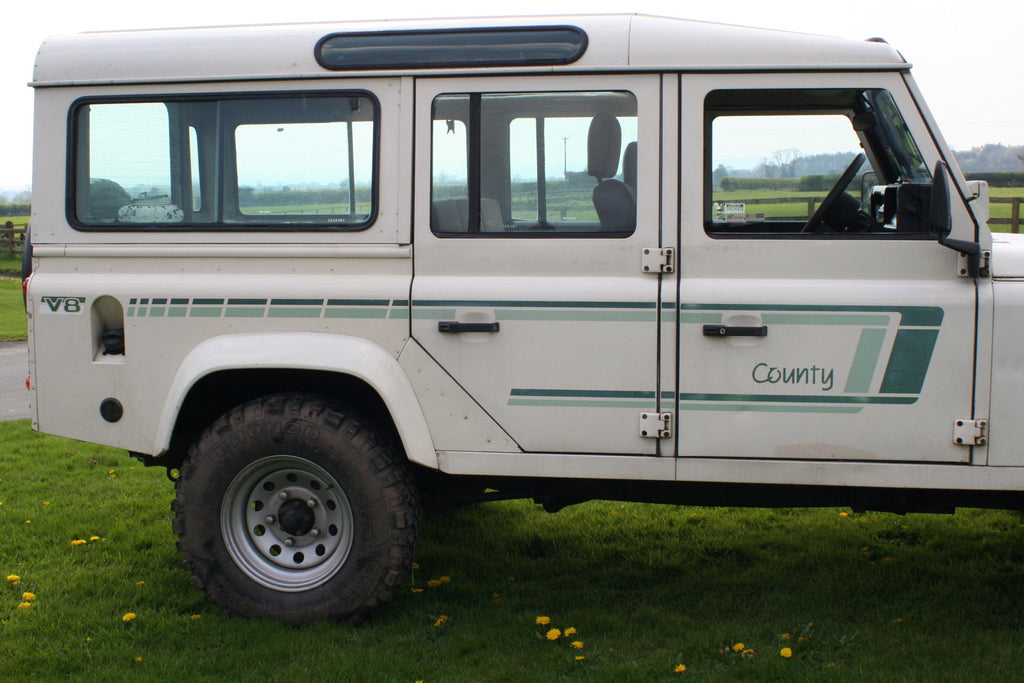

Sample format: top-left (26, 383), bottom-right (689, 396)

top-left (938, 235), bottom-right (980, 277)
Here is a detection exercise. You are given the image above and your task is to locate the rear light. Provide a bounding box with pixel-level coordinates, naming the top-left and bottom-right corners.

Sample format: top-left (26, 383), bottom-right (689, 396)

top-left (26, 376), bottom-right (31, 390)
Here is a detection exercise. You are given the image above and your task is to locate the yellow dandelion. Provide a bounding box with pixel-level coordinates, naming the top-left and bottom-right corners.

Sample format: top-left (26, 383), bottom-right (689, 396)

top-left (427, 579), bottom-right (442, 588)
top-left (780, 647), bottom-right (793, 658)
top-left (7, 575), bottom-right (20, 585)
top-left (433, 615), bottom-right (449, 627)
top-left (781, 633), bottom-right (791, 640)
top-left (491, 593), bottom-right (500, 600)
top-left (135, 657), bottom-right (143, 663)
top-left (546, 628), bottom-right (561, 641)
top-left (22, 592), bottom-right (36, 602)
top-left (893, 618), bottom-right (904, 623)
top-left (571, 641), bottom-right (584, 650)
top-left (17, 602), bottom-right (32, 609)
top-left (535, 616), bottom-right (551, 626)
top-left (411, 588), bottom-right (424, 594)
top-left (839, 512), bottom-right (849, 517)
top-left (882, 557), bottom-right (894, 563)
top-left (411, 562), bottom-right (420, 570)
top-left (564, 627), bottom-right (578, 636)
top-left (575, 656), bottom-right (586, 662)
top-left (439, 576), bottom-right (451, 584)
top-left (43, 501), bottom-right (51, 506)
top-left (191, 614), bottom-right (202, 620)
top-left (674, 664), bottom-right (687, 673)
top-left (122, 612), bottom-right (136, 623)
top-left (742, 649), bottom-right (755, 660)
top-left (89, 536), bottom-right (100, 542)
top-left (70, 539), bottom-right (87, 546)
top-left (732, 642), bottom-right (745, 652)
top-left (24, 520), bottom-right (30, 524)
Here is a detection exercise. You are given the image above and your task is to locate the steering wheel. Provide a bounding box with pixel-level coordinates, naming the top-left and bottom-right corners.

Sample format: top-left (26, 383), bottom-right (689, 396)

top-left (802, 153), bottom-right (867, 233)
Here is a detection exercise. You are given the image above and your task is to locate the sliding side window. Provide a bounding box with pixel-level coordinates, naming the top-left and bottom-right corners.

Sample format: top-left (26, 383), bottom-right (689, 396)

top-left (431, 90), bottom-right (637, 236)
top-left (71, 93), bottom-right (377, 230)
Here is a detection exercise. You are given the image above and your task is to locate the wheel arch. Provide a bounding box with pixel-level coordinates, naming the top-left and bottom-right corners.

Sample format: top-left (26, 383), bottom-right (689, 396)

top-left (153, 333), bottom-right (437, 469)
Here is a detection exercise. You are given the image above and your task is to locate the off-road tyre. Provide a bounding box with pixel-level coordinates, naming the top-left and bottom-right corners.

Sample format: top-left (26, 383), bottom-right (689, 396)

top-left (172, 394), bottom-right (420, 624)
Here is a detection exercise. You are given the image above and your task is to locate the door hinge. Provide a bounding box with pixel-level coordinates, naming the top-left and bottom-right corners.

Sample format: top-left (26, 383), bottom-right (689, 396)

top-left (639, 411), bottom-right (672, 439)
top-left (953, 418), bottom-right (987, 446)
top-left (956, 249), bottom-right (991, 278)
top-left (642, 248), bottom-right (674, 274)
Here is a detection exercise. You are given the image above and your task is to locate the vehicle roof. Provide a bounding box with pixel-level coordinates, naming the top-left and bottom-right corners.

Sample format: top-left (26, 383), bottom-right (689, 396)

top-left (31, 14), bottom-right (909, 87)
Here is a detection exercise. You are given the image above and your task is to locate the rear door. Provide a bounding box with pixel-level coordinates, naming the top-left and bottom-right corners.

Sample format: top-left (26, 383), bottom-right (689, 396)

top-left (411, 75), bottom-right (666, 455)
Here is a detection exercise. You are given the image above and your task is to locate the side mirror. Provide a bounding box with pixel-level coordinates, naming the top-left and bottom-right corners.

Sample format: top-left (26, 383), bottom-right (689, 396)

top-left (931, 159), bottom-right (982, 276)
top-left (929, 160), bottom-right (952, 238)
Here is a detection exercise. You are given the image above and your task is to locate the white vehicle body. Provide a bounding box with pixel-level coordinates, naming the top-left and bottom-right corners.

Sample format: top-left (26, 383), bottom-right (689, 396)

top-left (24, 14), bottom-right (1017, 621)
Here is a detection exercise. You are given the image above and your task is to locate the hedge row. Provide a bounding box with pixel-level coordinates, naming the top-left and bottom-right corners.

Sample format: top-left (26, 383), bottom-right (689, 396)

top-left (0, 203), bottom-right (30, 217)
top-left (964, 172), bottom-right (1024, 188)
top-left (722, 172), bottom-right (1024, 192)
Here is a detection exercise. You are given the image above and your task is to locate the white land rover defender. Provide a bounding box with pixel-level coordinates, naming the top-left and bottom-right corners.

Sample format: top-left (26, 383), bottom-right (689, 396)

top-left (24, 15), bottom-right (1014, 623)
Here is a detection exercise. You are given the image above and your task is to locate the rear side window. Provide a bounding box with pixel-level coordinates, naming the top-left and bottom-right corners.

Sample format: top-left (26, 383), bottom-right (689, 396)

top-left (431, 90), bottom-right (638, 236)
top-left (71, 93), bottom-right (377, 230)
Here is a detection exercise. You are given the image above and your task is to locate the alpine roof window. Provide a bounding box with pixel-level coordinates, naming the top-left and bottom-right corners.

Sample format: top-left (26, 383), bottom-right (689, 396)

top-left (316, 26), bottom-right (587, 71)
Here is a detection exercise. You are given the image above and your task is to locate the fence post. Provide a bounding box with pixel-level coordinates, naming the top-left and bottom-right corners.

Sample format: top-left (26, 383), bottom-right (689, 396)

top-left (1013, 198), bottom-right (1021, 234)
top-left (3, 220), bottom-right (13, 255)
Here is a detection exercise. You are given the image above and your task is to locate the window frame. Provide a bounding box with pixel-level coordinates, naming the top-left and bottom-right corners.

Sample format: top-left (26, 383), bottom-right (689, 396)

top-left (429, 88), bottom-right (639, 239)
top-left (702, 87), bottom-right (934, 240)
top-left (66, 90), bottom-right (381, 232)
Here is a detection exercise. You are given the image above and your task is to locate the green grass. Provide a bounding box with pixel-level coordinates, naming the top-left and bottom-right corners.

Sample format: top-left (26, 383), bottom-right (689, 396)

top-left (0, 279), bottom-right (27, 341)
top-left (3, 418), bottom-right (1024, 680)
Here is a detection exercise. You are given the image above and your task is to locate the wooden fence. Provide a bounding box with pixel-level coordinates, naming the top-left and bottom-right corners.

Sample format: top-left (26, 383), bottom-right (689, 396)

top-left (0, 197), bottom-right (1021, 254)
top-left (991, 197), bottom-right (1023, 233)
top-left (735, 195), bottom-right (1024, 233)
top-left (1, 220), bottom-right (27, 255)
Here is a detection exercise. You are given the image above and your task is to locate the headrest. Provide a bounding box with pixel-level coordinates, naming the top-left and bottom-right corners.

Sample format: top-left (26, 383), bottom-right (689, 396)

top-left (622, 141), bottom-right (637, 188)
top-left (587, 113), bottom-right (622, 180)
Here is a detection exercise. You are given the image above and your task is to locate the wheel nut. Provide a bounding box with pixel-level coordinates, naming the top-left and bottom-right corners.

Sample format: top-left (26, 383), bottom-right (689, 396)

top-left (311, 527), bottom-right (321, 537)
top-left (265, 515), bottom-right (276, 524)
top-left (306, 499), bottom-right (317, 509)
top-left (284, 537), bottom-right (295, 547)
top-left (279, 491), bottom-right (289, 500)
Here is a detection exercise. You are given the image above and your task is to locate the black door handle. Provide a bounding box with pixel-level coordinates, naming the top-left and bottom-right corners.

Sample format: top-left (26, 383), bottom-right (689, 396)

top-left (703, 324), bottom-right (767, 337)
top-left (438, 321), bottom-right (500, 333)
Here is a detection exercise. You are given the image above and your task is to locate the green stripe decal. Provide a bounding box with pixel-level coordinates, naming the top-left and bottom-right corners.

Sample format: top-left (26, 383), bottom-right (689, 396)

top-left (680, 403), bottom-right (863, 414)
top-left (880, 329), bottom-right (940, 394)
top-left (415, 300), bottom-right (656, 309)
top-left (760, 313), bottom-right (890, 326)
top-left (511, 389), bottom-right (656, 399)
top-left (680, 303), bottom-right (943, 327)
top-left (126, 297), bottom-right (403, 319)
top-left (844, 329), bottom-right (887, 393)
top-left (677, 392), bottom-right (917, 405)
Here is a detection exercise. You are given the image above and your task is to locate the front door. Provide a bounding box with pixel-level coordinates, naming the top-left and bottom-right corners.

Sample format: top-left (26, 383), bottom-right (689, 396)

top-left (675, 73), bottom-right (980, 463)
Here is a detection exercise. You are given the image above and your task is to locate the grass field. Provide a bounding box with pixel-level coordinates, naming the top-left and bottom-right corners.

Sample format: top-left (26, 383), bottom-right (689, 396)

top-left (3, 418), bottom-right (1024, 681)
top-left (0, 279), bottom-right (27, 341)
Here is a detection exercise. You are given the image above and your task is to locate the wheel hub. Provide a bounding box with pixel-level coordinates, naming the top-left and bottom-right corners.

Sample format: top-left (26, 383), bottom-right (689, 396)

top-left (277, 497), bottom-right (316, 536)
top-left (221, 455), bottom-right (355, 592)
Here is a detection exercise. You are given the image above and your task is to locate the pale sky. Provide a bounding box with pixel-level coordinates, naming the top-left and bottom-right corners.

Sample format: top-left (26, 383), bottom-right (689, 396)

top-left (2, 0), bottom-right (1022, 193)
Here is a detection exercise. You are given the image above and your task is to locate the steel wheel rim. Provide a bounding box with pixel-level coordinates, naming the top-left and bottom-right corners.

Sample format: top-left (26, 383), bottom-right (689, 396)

top-left (221, 455), bottom-right (354, 592)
